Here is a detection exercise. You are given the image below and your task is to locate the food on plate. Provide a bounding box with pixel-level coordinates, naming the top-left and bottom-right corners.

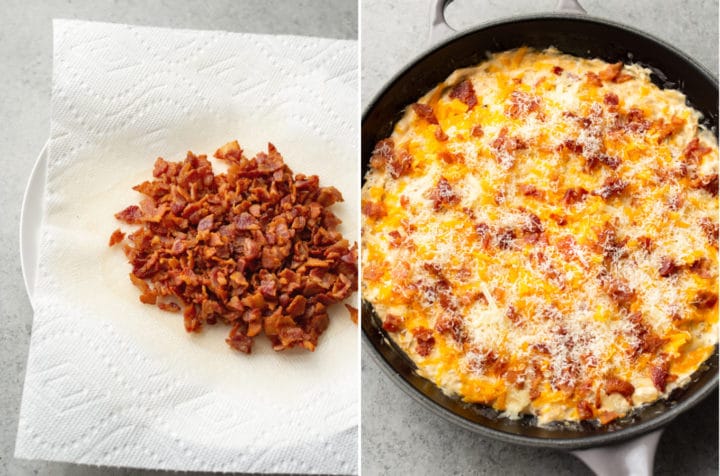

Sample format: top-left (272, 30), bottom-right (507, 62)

top-left (111, 140), bottom-right (358, 354)
top-left (361, 47), bottom-right (718, 425)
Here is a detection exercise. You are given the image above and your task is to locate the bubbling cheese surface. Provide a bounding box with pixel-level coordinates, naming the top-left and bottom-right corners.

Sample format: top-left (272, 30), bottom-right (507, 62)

top-left (361, 48), bottom-right (718, 425)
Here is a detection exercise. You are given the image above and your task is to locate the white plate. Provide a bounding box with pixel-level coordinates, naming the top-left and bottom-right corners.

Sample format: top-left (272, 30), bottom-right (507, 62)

top-left (19, 142), bottom-right (47, 304)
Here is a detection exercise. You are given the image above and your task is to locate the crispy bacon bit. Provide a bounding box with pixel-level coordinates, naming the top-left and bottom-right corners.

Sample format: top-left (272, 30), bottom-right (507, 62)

top-left (562, 187), bottom-right (588, 205)
top-left (435, 314), bottom-right (465, 343)
top-left (689, 258), bottom-right (714, 278)
top-left (449, 79), bottom-right (477, 111)
top-left (593, 177), bottom-right (628, 199)
top-left (578, 401), bottom-right (594, 420)
top-left (115, 205), bottom-right (143, 224)
top-left (699, 217), bottom-right (719, 248)
top-left (158, 301), bottom-right (181, 313)
top-left (622, 108), bottom-right (650, 134)
top-left (344, 304), bottom-right (358, 324)
top-left (382, 313), bottom-right (403, 332)
top-left (506, 305), bottom-right (520, 325)
top-left (491, 127), bottom-right (527, 164)
top-left (438, 151), bottom-right (464, 164)
top-left (598, 62), bottom-right (623, 82)
top-left (369, 138), bottom-right (394, 171)
top-left (412, 103), bottom-right (439, 124)
top-left (108, 229), bottom-right (125, 246)
top-left (471, 125), bottom-right (484, 137)
top-left (585, 72), bottom-right (603, 87)
top-left (429, 177), bottom-right (459, 211)
top-left (605, 277), bottom-right (635, 309)
top-left (552, 65), bottom-right (563, 75)
top-left (550, 213), bottom-right (567, 226)
top-left (114, 141), bottom-right (358, 354)
top-left (519, 183), bottom-right (544, 199)
top-left (412, 327), bottom-right (436, 356)
top-left (650, 359), bottom-right (671, 392)
top-left (628, 312), bottom-right (666, 357)
top-left (389, 148), bottom-right (413, 179)
top-left (692, 290), bottom-right (718, 309)
top-left (695, 174), bottom-right (719, 197)
top-left (658, 256), bottom-right (678, 277)
top-left (604, 92), bottom-right (619, 106)
top-left (637, 236), bottom-right (654, 253)
top-left (683, 137), bottom-right (713, 164)
top-left (604, 376), bottom-right (635, 398)
top-left (506, 91), bottom-right (541, 119)
top-left (496, 228), bottom-right (516, 249)
top-left (655, 115), bottom-right (685, 143)
top-left (362, 200), bottom-right (387, 220)
top-left (434, 127), bottom-right (449, 142)
top-left (561, 139), bottom-right (583, 154)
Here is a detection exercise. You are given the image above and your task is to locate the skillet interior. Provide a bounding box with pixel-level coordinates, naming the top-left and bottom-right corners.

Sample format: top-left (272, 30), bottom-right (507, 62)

top-left (361, 14), bottom-right (719, 449)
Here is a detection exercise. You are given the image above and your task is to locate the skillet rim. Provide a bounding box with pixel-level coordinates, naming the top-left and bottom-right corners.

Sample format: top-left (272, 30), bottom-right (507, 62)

top-left (361, 12), bottom-right (719, 450)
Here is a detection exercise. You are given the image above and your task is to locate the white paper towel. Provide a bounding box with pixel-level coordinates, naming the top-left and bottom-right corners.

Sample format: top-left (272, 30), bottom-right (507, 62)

top-left (15, 19), bottom-right (358, 474)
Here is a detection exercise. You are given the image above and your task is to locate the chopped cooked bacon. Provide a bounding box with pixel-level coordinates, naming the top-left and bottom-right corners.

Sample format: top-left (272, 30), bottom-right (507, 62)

top-left (369, 138), bottom-right (395, 171)
top-left (382, 313), bottom-right (403, 332)
top-left (692, 290), bottom-right (718, 309)
top-left (603, 92), bottom-right (619, 106)
top-left (492, 127), bottom-right (528, 153)
top-left (592, 177), bottom-right (628, 199)
top-left (628, 312), bottom-right (666, 356)
top-left (438, 151), bottom-right (464, 164)
top-left (362, 200), bottom-right (387, 220)
top-left (434, 127), bottom-right (449, 142)
top-left (412, 327), bottom-right (436, 356)
top-left (586, 153), bottom-right (621, 171)
top-left (689, 258), bottom-right (714, 278)
top-left (412, 103), bottom-right (439, 124)
top-left (585, 72), bottom-right (603, 87)
top-left (604, 376), bottom-right (634, 398)
top-left (650, 359), bottom-right (671, 392)
top-left (598, 62), bottom-right (623, 82)
top-left (620, 108), bottom-right (650, 134)
top-left (109, 229), bottom-right (125, 246)
top-left (471, 125), bottom-right (484, 137)
top-left (658, 256), bottom-right (678, 277)
top-left (506, 91), bottom-right (541, 119)
top-left (115, 205), bottom-right (143, 224)
top-left (562, 187), bottom-right (588, 205)
top-left (429, 177), bottom-right (460, 211)
top-left (655, 115), bottom-right (685, 143)
top-left (345, 304), bottom-right (358, 324)
top-left (449, 79), bottom-right (477, 110)
top-left (113, 141), bottom-right (358, 354)
top-left (561, 139), bottom-right (583, 154)
top-left (496, 227), bottom-right (516, 249)
top-left (519, 183), bottom-right (544, 199)
top-left (435, 313), bottom-right (465, 343)
top-left (697, 174), bottom-right (719, 196)
top-left (552, 65), bottom-right (563, 75)
top-left (699, 217), bottom-right (719, 248)
top-left (683, 137), bottom-right (713, 164)
top-left (577, 401), bottom-right (594, 420)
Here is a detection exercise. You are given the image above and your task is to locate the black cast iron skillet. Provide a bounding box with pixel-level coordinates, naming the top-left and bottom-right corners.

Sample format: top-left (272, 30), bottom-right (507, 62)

top-left (362, 0), bottom-right (718, 473)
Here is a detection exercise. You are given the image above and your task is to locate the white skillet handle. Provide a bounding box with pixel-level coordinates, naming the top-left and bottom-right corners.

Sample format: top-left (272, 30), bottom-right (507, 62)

top-left (429, 0), bottom-right (587, 44)
top-left (571, 429), bottom-right (663, 476)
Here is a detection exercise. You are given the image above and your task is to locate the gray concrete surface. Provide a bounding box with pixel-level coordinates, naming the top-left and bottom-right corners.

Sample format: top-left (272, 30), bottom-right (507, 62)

top-left (361, 0), bottom-right (719, 475)
top-left (0, 1), bottom-right (356, 475)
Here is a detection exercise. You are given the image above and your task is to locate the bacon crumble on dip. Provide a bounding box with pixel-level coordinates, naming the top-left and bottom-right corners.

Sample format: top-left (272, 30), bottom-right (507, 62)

top-left (361, 48), bottom-right (718, 425)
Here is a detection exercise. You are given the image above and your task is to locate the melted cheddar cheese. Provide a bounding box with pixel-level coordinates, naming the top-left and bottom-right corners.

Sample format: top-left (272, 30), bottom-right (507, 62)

top-left (362, 48), bottom-right (718, 425)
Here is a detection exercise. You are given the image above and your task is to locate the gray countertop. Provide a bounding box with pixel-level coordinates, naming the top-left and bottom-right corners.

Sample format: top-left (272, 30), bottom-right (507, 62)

top-left (0, 1), bottom-right (356, 475)
top-left (361, 0), bottom-right (718, 475)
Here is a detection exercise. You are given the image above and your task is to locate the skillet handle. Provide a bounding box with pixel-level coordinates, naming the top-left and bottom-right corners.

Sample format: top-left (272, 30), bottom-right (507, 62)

top-left (429, 0), bottom-right (587, 43)
top-left (571, 429), bottom-right (663, 476)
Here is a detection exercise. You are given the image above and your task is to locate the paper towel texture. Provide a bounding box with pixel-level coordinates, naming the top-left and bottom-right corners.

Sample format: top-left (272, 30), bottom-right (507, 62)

top-left (15, 19), bottom-right (358, 474)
